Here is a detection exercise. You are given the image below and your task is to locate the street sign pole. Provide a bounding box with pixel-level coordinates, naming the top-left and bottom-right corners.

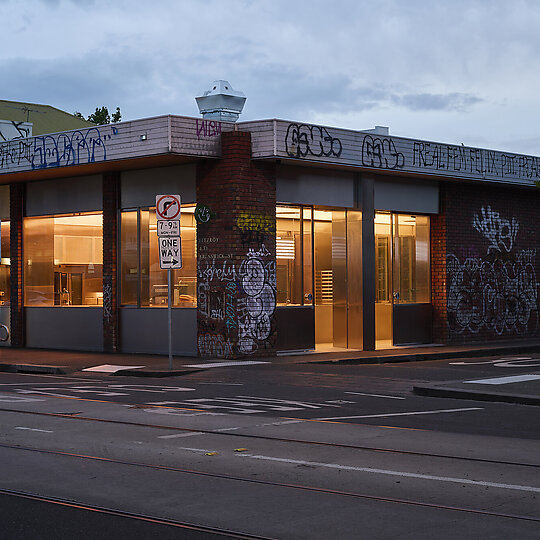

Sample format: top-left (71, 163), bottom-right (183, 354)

top-left (168, 268), bottom-right (172, 370)
top-left (156, 194), bottom-right (182, 371)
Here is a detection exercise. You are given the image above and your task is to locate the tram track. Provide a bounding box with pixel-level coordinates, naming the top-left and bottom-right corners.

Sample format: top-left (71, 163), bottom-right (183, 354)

top-left (0, 441), bottom-right (539, 524)
top-left (0, 487), bottom-right (275, 539)
top-left (1, 405), bottom-right (540, 470)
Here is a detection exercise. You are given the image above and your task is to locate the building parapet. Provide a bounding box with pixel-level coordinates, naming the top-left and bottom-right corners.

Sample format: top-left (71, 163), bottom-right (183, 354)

top-left (1, 113), bottom-right (538, 188)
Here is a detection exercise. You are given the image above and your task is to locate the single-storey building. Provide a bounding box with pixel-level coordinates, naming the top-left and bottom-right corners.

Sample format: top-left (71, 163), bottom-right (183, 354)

top-left (0, 92), bottom-right (538, 358)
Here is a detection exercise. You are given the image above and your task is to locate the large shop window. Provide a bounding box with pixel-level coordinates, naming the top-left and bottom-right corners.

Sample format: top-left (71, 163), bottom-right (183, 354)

top-left (276, 206), bottom-right (312, 306)
top-left (120, 206), bottom-right (197, 307)
top-left (24, 213), bottom-right (103, 306)
top-left (0, 220), bottom-right (10, 305)
top-left (375, 212), bottom-right (430, 304)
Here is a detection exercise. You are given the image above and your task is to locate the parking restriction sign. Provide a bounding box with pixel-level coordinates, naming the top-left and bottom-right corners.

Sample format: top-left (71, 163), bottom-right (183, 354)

top-left (156, 194), bottom-right (181, 221)
top-left (155, 194), bottom-right (182, 369)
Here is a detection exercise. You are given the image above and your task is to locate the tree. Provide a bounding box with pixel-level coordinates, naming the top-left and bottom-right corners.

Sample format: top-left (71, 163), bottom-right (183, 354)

top-left (73, 106), bottom-right (122, 125)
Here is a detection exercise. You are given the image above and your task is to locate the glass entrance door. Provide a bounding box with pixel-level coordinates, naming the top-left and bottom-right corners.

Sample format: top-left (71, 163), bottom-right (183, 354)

top-left (375, 212), bottom-right (431, 348)
top-left (313, 208), bottom-right (362, 350)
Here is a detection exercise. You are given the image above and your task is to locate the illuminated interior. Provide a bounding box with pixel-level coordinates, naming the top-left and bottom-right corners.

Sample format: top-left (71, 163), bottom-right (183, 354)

top-left (24, 213), bottom-right (103, 306)
top-left (120, 205), bottom-right (197, 307)
top-left (375, 212), bottom-right (430, 346)
top-left (0, 220), bottom-right (10, 305)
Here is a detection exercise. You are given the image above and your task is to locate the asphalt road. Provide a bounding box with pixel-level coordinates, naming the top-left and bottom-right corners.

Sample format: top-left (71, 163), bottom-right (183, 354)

top-left (1, 355), bottom-right (539, 438)
top-left (0, 355), bottom-right (539, 539)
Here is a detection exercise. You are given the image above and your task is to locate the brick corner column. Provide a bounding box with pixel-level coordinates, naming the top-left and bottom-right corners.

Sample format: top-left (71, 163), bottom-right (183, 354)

top-left (9, 183), bottom-right (25, 348)
top-left (102, 172), bottom-right (120, 353)
top-left (431, 192), bottom-right (448, 344)
top-left (196, 130), bottom-right (277, 359)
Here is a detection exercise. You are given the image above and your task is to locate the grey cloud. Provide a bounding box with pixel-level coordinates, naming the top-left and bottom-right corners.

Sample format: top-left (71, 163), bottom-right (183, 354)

top-left (391, 92), bottom-right (483, 112)
top-left (238, 65), bottom-right (394, 119)
top-left (1, 53), bottom-right (167, 119)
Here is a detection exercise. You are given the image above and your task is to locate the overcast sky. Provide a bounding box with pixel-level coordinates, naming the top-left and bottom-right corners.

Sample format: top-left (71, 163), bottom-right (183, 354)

top-left (3, 0), bottom-right (540, 154)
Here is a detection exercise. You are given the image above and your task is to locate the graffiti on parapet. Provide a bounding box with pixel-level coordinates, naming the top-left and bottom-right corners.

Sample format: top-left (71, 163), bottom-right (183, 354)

top-left (237, 244), bottom-right (276, 354)
top-left (0, 121), bottom-right (32, 142)
top-left (412, 141), bottom-right (540, 179)
top-left (196, 119), bottom-right (222, 140)
top-left (0, 126), bottom-right (117, 170)
top-left (472, 206), bottom-right (518, 254)
top-left (361, 135), bottom-right (404, 170)
top-left (285, 123), bottom-right (342, 159)
top-left (447, 208), bottom-right (538, 336)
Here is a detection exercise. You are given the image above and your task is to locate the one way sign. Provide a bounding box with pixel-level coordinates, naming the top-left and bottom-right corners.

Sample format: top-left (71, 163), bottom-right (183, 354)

top-left (159, 237), bottom-right (183, 269)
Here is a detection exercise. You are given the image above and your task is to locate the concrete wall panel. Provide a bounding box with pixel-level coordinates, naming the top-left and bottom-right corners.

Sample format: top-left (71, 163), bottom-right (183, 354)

top-left (120, 307), bottom-right (197, 356)
top-left (121, 164), bottom-right (196, 208)
top-left (26, 175), bottom-right (102, 216)
top-left (26, 307), bottom-right (103, 351)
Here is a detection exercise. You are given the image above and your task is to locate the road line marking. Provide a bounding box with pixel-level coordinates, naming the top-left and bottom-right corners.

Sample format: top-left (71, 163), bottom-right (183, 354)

top-left (82, 364), bottom-right (145, 373)
top-left (214, 427), bottom-right (241, 432)
top-left (158, 432), bottom-right (205, 439)
top-left (465, 375), bottom-right (540, 385)
top-left (235, 454), bottom-right (540, 493)
top-left (314, 407), bottom-right (483, 421)
top-left (0, 382), bottom-right (103, 386)
top-left (177, 447), bottom-right (214, 453)
top-left (345, 392), bottom-right (406, 400)
top-left (0, 394), bottom-right (46, 403)
top-left (15, 427), bottom-right (54, 433)
top-left (199, 383), bottom-right (244, 386)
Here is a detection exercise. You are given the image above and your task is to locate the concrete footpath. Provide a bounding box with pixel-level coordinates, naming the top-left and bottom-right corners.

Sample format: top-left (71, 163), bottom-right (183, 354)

top-left (1, 340), bottom-right (540, 407)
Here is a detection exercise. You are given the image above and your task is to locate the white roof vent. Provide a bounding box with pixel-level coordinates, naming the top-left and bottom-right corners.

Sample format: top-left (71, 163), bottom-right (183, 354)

top-left (195, 80), bottom-right (246, 122)
top-left (363, 126), bottom-right (389, 135)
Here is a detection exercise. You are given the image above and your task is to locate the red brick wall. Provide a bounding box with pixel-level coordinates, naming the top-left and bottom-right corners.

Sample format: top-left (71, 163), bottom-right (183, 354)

top-left (9, 183), bottom-right (24, 347)
top-left (430, 191), bottom-right (448, 344)
top-left (103, 172), bottom-right (120, 352)
top-left (440, 182), bottom-right (540, 343)
top-left (196, 131), bottom-right (277, 358)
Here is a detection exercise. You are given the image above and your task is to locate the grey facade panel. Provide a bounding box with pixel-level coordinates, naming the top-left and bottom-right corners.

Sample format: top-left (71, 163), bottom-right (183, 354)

top-left (0, 185), bottom-right (9, 218)
top-left (26, 175), bottom-right (102, 216)
top-left (120, 307), bottom-right (197, 355)
top-left (374, 177), bottom-right (439, 214)
top-left (121, 164), bottom-right (196, 208)
top-left (25, 307), bottom-right (103, 351)
top-left (276, 165), bottom-right (354, 207)
top-left (0, 306), bottom-right (10, 347)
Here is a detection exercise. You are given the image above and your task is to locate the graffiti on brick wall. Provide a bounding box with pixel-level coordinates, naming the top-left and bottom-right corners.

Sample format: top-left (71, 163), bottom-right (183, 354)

top-left (236, 211), bottom-right (275, 244)
top-left (285, 123), bottom-right (342, 159)
top-left (198, 333), bottom-right (234, 358)
top-left (224, 282), bottom-right (237, 332)
top-left (103, 280), bottom-right (113, 323)
top-left (237, 244), bottom-right (276, 354)
top-left (197, 255), bottom-right (237, 359)
top-left (0, 126), bottom-right (117, 170)
top-left (472, 205), bottom-right (518, 254)
top-left (361, 135), bottom-right (405, 170)
top-left (447, 207), bottom-right (538, 336)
